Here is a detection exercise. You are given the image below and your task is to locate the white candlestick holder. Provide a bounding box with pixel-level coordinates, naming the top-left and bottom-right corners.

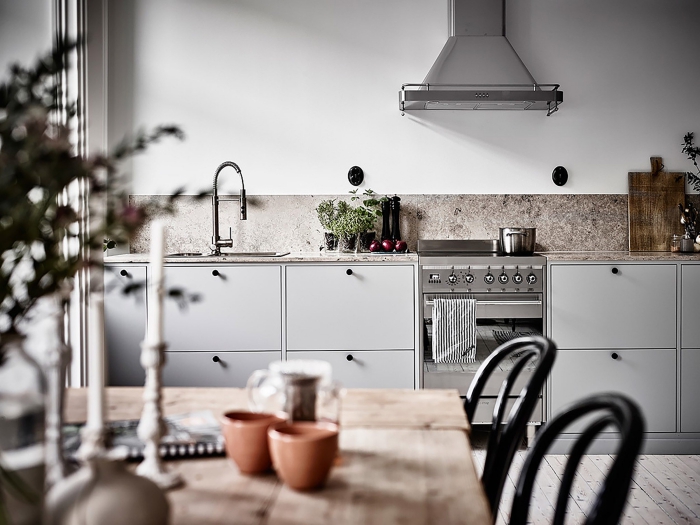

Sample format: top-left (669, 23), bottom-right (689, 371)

top-left (136, 339), bottom-right (182, 489)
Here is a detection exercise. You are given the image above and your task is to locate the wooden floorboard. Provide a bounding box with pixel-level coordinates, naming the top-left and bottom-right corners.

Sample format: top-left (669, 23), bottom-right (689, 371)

top-left (471, 434), bottom-right (700, 524)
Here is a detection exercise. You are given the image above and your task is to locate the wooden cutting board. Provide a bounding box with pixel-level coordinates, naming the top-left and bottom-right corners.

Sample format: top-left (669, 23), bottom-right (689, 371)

top-left (628, 157), bottom-right (685, 251)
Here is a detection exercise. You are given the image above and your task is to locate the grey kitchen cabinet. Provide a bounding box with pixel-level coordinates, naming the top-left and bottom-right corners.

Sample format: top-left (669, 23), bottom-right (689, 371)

top-left (549, 263), bottom-right (677, 349)
top-left (286, 264), bottom-right (415, 351)
top-left (163, 265), bottom-right (282, 352)
top-left (681, 264), bottom-right (700, 348)
top-left (549, 348), bottom-right (677, 432)
top-left (104, 265), bottom-right (147, 386)
top-left (548, 261), bottom-right (681, 443)
top-left (287, 350), bottom-right (414, 389)
top-left (162, 351), bottom-right (278, 388)
top-left (106, 260), bottom-right (417, 390)
top-left (681, 264), bottom-right (700, 432)
top-left (681, 349), bottom-right (700, 432)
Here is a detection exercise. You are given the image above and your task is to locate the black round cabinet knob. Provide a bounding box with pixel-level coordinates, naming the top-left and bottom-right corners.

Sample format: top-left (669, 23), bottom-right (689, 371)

top-left (212, 270), bottom-right (220, 277)
top-left (611, 353), bottom-right (619, 360)
top-left (120, 270), bottom-right (128, 277)
top-left (346, 269), bottom-right (353, 275)
top-left (611, 267), bottom-right (619, 275)
top-left (348, 166), bottom-right (364, 186)
top-left (552, 166), bottom-right (568, 186)
top-left (212, 355), bottom-right (220, 363)
top-left (346, 354), bottom-right (354, 361)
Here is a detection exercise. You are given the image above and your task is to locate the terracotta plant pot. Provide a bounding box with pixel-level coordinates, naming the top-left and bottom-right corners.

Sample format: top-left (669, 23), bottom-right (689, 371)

top-left (268, 421), bottom-right (339, 491)
top-left (220, 411), bottom-right (285, 474)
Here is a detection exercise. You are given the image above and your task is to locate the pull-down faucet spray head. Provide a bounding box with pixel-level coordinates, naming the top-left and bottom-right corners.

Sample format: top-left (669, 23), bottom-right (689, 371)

top-left (211, 161), bottom-right (247, 255)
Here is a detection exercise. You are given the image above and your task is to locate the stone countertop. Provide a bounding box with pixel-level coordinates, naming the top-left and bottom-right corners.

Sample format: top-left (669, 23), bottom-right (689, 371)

top-left (104, 251), bottom-right (419, 264)
top-left (542, 251), bottom-right (700, 261)
top-left (105, 250), bottom-right (700, 264)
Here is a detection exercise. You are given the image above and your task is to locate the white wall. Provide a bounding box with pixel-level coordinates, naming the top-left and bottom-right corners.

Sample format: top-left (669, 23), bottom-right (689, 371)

top-left (0, 0), bottom-right (52, 75)
top-left (103, 0), bottom-right (700, 196)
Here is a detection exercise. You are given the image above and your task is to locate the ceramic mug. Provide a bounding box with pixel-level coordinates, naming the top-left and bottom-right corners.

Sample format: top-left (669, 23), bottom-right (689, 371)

top-left (247, 360), bottom-right (341, 423)
top-left (267, 421), bottom-right (339, 491)
top-left (220, 411), bottom-right (285, 474)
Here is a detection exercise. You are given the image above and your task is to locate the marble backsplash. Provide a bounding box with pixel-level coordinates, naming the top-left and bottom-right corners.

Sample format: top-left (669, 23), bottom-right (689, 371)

top-left (129, 194), bottom-right (700, 255)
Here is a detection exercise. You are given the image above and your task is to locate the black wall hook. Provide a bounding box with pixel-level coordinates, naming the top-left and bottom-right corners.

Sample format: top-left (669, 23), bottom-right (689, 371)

top-left (348, 166), bottom-right (364, 186)
top-left (552, 166), bottom-right (568, 186)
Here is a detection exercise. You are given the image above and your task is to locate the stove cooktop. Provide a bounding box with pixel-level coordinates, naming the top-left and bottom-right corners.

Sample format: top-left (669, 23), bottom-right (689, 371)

top-left (417, 239), bottom-right (544, 292)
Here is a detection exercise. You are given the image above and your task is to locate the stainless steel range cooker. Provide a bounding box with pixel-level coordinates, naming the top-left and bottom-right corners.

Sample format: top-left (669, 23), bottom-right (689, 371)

top-left (417, 239), bottom-right (546, 427)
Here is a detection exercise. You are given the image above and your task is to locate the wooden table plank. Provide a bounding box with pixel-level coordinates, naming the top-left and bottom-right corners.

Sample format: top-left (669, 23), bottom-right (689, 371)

top-left (64, 387), bottom-right (470, 432)
top-left (340, 389), bottom-right (469, 431)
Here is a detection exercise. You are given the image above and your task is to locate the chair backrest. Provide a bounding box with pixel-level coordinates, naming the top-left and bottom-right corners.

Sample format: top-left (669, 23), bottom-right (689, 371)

top-left (464, 335), bottom-right (557, 520)
top-left (509, 393), bottom-right (645, 525)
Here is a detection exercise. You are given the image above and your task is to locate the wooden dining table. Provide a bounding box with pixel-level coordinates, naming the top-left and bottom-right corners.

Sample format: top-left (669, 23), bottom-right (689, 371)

top-left (65, 387), bottom-right (492, 525)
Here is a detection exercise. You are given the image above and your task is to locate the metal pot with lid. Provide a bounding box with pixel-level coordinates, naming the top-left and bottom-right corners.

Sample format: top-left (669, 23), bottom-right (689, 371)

top-left (499, 227), bottom-right (536, 255)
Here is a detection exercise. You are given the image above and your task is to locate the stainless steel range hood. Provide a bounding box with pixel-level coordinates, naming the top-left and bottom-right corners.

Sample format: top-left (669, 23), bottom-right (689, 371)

top-left (399, 0), bottom-right (562, 115)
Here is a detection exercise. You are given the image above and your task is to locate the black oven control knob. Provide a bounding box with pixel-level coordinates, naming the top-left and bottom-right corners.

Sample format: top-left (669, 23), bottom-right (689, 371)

top-left (498, 272), bottom-right (509, 284)
top-left (447, 273), bottom-right (458, 285)
top-left (484, 272), bottom-right (495, 285)
top-left (465, 273), bottom-right (475, 284)
top-left (512, 272), bottom-right (523, 284)
top-left (526, 273), bottom-right (538, 285)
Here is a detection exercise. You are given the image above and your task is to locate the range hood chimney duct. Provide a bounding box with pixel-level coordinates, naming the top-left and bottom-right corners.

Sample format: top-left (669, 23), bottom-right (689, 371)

top-left (399, 0), bottom-right (562, 115)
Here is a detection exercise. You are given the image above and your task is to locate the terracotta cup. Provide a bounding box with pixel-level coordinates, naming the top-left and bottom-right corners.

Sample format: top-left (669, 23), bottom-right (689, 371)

top-left (220, 411), bottom-right (285, 474)
top-left (268, 421), bottom-right (339, 491)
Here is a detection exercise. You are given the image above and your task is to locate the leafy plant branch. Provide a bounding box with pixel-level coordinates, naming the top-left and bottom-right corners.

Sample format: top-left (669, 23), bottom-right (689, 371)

top-left (0, 42), bottom-right (189, 342)
top-left (682, 132), bottom-right (700, 192)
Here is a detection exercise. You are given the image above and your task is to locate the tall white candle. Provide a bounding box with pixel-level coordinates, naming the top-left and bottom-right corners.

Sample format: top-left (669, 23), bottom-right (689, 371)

top-left (148, 221), bottom-right (166, 344)
top-left (86, 290), bottom-right (105, 433)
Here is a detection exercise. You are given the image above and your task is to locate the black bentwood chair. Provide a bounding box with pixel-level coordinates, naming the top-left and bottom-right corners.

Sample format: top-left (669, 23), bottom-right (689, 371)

top-left (463, 335), bottom-right (557, 520)
top-left (509, 393), bottom-right (645, 525)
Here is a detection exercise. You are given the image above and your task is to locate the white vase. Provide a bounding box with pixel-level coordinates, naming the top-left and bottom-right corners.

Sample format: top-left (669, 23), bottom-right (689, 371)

top-left (0, 333), bottom-right (46, 525)
top-left (44, 456), bottom-right (169, 525)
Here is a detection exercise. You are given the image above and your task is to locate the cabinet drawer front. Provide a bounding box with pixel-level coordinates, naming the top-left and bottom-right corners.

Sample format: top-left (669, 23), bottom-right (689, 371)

top-left (105, 266), bottom-right (147, 386)
top-left (163, 351), bottom-right (280, 388)
top-left (550, 349), bottom-right (676, 432)
top-left (286, 265), bottom-right (415, 351)
top-left (682, 265), bottom-right (700, 348)
top-left (164, 265), bottom-right (282, 351)
top-left (550, 264), bottom-right (676, 349)
top-left (288, 350), bottom-right (414, 389)
top-left (681, 349), bottom-right (700, 432)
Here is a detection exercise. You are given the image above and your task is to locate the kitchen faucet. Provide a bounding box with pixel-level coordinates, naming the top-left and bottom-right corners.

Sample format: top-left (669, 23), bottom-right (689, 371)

top-left (211, 161), bottom-right (247, 255)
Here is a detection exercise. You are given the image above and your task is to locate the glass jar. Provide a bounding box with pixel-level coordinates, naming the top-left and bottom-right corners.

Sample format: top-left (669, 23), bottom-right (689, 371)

top-left (681, 236), bottom-right (695, 253)
top-left (0, 333), bottom-right (46, 524)
top-left (670, 234), bottom-right (683, 253)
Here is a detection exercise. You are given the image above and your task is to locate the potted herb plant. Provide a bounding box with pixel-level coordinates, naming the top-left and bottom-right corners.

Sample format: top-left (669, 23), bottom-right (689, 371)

top-left (349, 188), bottom-right (386, 251)
top-left (316, 199), bottom-right (339, 251)
top-left (315, 190), bottom-right (385, 253)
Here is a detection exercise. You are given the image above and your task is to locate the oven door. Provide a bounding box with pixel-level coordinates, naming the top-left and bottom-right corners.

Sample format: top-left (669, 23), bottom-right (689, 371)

top-left (421, 293), bottom-right (544, 424)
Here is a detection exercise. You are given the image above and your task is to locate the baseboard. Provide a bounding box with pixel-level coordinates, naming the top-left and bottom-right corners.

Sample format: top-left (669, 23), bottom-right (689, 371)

top-left (549, 433), bottom-right (700, 454)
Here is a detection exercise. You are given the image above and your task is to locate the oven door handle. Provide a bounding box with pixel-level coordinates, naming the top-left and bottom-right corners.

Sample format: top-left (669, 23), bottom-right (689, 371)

top-left (424, 300), bottom-right (542, 306)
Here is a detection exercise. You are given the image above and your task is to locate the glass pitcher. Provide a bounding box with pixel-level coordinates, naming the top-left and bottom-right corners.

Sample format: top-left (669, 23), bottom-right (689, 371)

top-left (247, 360), bottom-right (341, 423)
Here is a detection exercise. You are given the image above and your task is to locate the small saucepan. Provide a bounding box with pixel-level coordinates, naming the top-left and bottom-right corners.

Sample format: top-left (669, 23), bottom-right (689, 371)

top-left (499, 227), bottom-right (536, 255)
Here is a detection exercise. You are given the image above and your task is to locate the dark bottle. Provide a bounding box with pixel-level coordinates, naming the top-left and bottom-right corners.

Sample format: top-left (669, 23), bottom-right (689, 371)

top-left (381, 199), bottom-right (391, 240)
top-left (390, 195), bottom-right (401, 241)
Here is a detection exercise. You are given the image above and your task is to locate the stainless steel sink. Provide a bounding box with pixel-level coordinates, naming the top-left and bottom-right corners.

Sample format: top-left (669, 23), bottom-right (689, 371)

top-left (167, 251), bottom-right (289, 258)
top-left (222, 251), bottom-right (289, 258)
